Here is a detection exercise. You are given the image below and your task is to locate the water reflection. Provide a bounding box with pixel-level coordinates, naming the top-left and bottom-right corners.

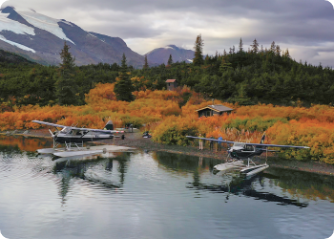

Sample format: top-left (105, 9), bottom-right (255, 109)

top-left (1, 139), bottom-right (334, 239)
top-left (153, 151), bottom-right (333, 205)
top-left (48, 152), bottom-right (131, 205)
top-left (152, 151), bottom-right (218, 173)
top-left (187, 173), bottom-right (308, 208)
top-left (0, 135), bottom-right (53, 152)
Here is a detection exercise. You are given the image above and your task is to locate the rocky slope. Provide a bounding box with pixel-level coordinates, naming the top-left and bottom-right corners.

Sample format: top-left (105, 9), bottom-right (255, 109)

top-left (0, 6), bottom-right (145, 67)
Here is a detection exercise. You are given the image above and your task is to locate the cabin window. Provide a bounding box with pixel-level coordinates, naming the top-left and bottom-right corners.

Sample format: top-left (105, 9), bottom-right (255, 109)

top-left (244, 145), bottom-right (255, 151)
top-left (206, 111), bottom-right (211, 117)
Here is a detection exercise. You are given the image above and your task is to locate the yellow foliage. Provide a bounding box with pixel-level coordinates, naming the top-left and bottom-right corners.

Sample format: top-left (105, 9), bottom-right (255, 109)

top-left (1, 83), bottom-right (334, 164)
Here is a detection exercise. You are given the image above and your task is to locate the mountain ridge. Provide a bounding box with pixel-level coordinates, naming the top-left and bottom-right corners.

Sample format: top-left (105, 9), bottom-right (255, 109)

top-left (146, 44), bottom-right (195, 65)
top-left (0, 6), bottom-right (146, 67)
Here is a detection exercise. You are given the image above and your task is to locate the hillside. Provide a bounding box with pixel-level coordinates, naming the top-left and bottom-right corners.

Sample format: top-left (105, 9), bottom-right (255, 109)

top-left (0, 7), bottom-right (146, 67)
top-left (0, 49), bottom-right (36, 65)
top-left (1, 39), bottom-right (334, 107)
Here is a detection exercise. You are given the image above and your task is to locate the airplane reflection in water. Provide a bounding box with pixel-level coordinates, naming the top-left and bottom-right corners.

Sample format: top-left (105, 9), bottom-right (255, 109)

top-left (186, 172), bottom-right (308, 208)
top-left (45, 153), bottom-right (130, 205)
top-left (153, 152), bottom-right (313, 208)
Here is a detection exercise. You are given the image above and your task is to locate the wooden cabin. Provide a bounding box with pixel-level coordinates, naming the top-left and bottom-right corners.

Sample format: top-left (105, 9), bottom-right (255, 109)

top-left (166, 79), bottom-right (177, 91)
top-left (196, 104), bottom-right (234, 117)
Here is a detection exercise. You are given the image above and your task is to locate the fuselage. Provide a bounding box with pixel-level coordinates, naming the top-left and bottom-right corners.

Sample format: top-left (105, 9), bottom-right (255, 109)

top-left (54, 127), bottom-right (114, 143)
top-left (228, 143), bottom-right (263, 159)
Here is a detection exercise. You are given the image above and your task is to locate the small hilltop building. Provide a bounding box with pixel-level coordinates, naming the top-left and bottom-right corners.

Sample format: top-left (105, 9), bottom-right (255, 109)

top-left (196, 104), bottom-right (234, 117)
top-left (166, 79), bottom-right (177, 91)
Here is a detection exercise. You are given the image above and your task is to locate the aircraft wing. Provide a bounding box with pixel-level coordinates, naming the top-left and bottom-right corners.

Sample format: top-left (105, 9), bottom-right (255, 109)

top-left (186, 136), bottom-right (235, 144)
top-left (32, 120), bottom-right (124, 134)
top-left (32, 120), bottom-right (66, 128)
top-left (186, 136), bottom-right (309, 149)
top-left (67, 127), bottom-right (123, 134)
top-left (243, 142), bottom-right (309, 149)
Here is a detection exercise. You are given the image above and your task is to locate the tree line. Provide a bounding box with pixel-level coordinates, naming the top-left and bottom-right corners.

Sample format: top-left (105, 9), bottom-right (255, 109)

top-left (1, 36), bottom-right (334, 111)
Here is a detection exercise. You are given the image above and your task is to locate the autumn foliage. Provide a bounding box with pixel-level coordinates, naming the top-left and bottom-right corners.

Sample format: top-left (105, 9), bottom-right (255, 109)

top-left (1, 83), bottom-right (334, 164)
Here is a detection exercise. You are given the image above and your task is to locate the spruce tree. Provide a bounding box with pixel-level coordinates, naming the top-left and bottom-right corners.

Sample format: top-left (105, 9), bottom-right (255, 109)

top-left (143, 55), bottom-right (149, 69)
top-left (270, 41), bottom-right (276, 53)
top-left (59, 41), bottom-right (75, 77)
top-left (275, 45), bottom-right (281, 56)
top-left (56, 41), bottom-right (77, 105)
top-left (167, 54), bottom-right (173, 65)
top-left (114, 53), bottom-right (134, 102)
top-left (193, 34), bottom-right (204, 66)
top-left (238, 38), bottom-right (243, 53)
top-left (283, 49), bottom-right (290, 58)
top-left (220, 58), bottom-right (232, 72)
top-left (250, 39), bottom-right (259, 53)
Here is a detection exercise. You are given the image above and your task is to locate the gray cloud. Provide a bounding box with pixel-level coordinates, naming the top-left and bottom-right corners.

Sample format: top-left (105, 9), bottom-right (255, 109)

top-left (3, 0), bottom-right (334, 66)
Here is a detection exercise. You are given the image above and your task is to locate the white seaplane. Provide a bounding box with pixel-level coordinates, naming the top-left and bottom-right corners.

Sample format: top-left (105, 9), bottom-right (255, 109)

top-left (186, 135), bottom-right (309, 176)
top-left (32, 120), bottom-right (127, 158)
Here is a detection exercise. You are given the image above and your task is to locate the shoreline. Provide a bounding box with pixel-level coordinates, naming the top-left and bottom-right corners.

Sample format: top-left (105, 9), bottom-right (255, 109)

top-left (1, 129), bottom-right (334, 177)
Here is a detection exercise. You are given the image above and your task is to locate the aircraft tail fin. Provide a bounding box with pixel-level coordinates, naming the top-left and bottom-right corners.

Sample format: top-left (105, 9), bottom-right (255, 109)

top-left (104, 120), bottom-right (114, 130)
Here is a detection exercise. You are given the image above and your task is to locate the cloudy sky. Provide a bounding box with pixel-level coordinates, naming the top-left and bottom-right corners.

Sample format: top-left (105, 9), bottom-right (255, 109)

top-left (3, 0), bottom-right (334, 67)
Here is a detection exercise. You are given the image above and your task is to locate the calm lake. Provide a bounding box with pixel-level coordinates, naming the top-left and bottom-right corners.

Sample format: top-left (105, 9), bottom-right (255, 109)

top-left (0, 136), bottom-right (333, 239)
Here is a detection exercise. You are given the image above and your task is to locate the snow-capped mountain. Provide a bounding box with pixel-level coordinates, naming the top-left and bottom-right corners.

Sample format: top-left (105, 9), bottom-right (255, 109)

top-left (0, 6), bottom-right (145, 67)
top-left (146, 45), bottom-right (194, 65)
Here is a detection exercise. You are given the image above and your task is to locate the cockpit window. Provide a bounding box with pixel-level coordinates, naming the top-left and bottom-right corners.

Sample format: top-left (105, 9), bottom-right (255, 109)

top-left (234, 143), bottom-right (245, 147)
top-left (244, 145), bottom-right (255, 151)
top-left (60, 127), bottom-right (71, 134)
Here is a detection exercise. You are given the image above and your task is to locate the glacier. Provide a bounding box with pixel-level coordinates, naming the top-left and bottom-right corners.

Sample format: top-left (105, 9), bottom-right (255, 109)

top-left (0, 34), bottom-right (36, 53)
top-left (0, 12), bottom-right (35, 35)
top-left (18, 10), bottom-right (75, 45)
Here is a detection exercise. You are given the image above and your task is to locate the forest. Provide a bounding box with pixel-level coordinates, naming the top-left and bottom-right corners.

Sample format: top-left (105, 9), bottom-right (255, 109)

top-left (1, 38), bottom-right (334, 164)
top-left (1, 38), bottom-right (334, 110)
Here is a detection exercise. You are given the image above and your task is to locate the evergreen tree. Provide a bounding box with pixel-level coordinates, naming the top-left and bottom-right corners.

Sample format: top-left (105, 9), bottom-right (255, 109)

top-left (56, 41), bottom-right (77, 105)
top-left (270, 41), bottom-right (276, 53)
top-left (59, 41), bottom-right (75, 77)
top-left (275, 45), bottom-right (281, 56)
top-left (143, 54), bottom-right (149, 69)
top-left (204, 54), bottom-right (210, 65)
top-left (167, 54), bottom-right (173, 65)
top-left (283, 49), bottom-right (290, 58)
top-left (239, 38), bottom-right (243, 52)
top-left (193, 34), bottom-right (204, 66)
top-left (114, 53), bottom-right (134, 102)
top-left (220, 58), bottom-right (233, 72)
top-left (250, 39), bottom-right (259, 53)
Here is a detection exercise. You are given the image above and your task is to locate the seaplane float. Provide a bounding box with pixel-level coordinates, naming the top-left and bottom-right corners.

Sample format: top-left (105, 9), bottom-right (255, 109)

top-left (32, 120), bottom-right (134, 158)
top-left (186, 134), bottom-right (309, 177)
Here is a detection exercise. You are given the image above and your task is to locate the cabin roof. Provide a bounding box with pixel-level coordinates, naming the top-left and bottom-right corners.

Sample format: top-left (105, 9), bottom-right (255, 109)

top-left (166, 79), bottom-right (176, 83)
top-left (196, 104), bottom-right (234, 113)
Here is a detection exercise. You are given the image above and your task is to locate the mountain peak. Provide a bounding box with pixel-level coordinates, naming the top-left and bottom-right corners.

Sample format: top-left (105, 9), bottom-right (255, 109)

top-left (1, 6), bottom-right (15, 13)
top-left (146, 45), bottom-right (194, 64)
